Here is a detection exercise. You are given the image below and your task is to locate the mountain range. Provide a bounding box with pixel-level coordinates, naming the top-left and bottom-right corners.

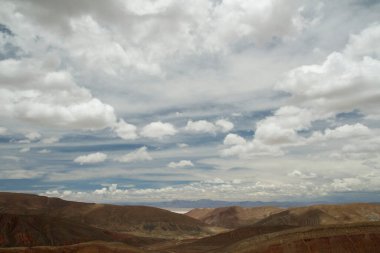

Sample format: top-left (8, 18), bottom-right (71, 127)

top-left (118, 199), bottom-right (333, 208)
top-left (0, 192), bottom-right (380, 253)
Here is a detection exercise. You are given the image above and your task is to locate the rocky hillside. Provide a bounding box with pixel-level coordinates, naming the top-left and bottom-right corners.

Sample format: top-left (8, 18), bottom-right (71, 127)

top-left (219, 222), bottom-right (380, 253)
top-left (0, 242), bottom-right (144, 253)
top-left (0, 213), bottom-right (114, 247)
top-left (0, 192), bottom-right (208, 238)
top-left (0, 213), bottom-right (164, 248)
top-left (186, 206), bottom-right (284, 228)
top-left (255, 203), bottom-right (380, 226)
top-left (166, 225), bottom-right (295, 253)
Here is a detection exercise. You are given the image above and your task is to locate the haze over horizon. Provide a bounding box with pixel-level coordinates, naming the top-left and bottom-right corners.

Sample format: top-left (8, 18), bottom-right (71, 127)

top-left (0, 0), bottom-right (380, 204)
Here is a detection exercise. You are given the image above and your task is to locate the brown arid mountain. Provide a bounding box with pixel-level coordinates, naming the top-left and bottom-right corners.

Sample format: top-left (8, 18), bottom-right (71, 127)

top-left (218, 222), bottom-right (380, 253)
top-left (255, 203), bottom-right (380, 226)
top-left (1, 192), bottom-right (380, 253)
top-left (2, 223), bottom-right (380, 253)
top-left (0, 242), bottom-right (144, 253)
top-left (0, 213), bottom-right (164, 248)
top-left (0, 192), bottom-right (209, 239)
top-left (161, 225), bottom-right (296, 253)
top-left (146, 222), bottom-right (380, 253)
top-left (0, 213), bottom-right (114, 247)
top-left (186, 206), bottom-right (284, 228)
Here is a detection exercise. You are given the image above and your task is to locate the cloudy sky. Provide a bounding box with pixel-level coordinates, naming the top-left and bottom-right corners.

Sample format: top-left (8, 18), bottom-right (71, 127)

top-left (0, 0), bottom-right (379, 203)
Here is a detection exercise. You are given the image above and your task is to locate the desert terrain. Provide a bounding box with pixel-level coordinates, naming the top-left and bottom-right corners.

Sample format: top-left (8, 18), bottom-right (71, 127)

top-left (0, 192), bottom-right (379, 253)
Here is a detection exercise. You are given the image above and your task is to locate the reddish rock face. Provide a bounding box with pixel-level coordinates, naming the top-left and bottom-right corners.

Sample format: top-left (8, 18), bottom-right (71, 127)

top-left (14, 233), bottom-right (33, 247)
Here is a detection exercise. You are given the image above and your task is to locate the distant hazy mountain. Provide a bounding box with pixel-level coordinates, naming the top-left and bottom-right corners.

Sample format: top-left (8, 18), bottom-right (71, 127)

top-left (119, 199), bottom-right (331, 208)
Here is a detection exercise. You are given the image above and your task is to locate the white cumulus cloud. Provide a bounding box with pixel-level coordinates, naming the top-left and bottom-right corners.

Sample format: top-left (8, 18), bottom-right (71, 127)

top-left (185, 119), bottom-right (234, 134)
top-left (0, 58), bottom-right (117, 130)
top-left (277, 24), bottom-right (380, 116)
top-left (309, 123), bottom-right (371, 142)
top-left (222, 24), bottom-right (380, 158)
top-left (140, 121), bottom-right (177, 139)
top-left (223, 133), bottom-right (247, 146)
top-left (114, 119), bottom-right (138, 140)
top-left (74, 152), bottom-right (108, 165)
top-left (185, 120), bottom-right (217, 134)
top-left (288, 170), bottom-right (317, 179)
top-left (215, 119), bottom-right (234, 132)
top-left (168, 160), bottom-right (194, 168)
top-left (116, 146), bottom-right (152, 163)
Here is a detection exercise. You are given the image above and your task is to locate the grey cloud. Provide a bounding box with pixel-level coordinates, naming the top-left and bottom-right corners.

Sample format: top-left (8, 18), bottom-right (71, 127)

top-left (0, 24), bottom-right (13, 36)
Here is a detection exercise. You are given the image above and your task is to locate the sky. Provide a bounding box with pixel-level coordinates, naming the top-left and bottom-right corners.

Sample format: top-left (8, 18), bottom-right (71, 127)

top-left (0, 0), bottom-right (380, 203)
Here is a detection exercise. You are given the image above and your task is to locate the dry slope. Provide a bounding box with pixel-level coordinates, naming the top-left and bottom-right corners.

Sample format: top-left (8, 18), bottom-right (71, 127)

top-left (220, 222), bottom-right (380, 253)
top-left (0, 213), bottom-right (164, 248)
top-left (186, 206), bottom-right (283, 228)
top-left (0, 192), bottom-right (208, 238)
top-left (255, 203), bottom-right (380, 226)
